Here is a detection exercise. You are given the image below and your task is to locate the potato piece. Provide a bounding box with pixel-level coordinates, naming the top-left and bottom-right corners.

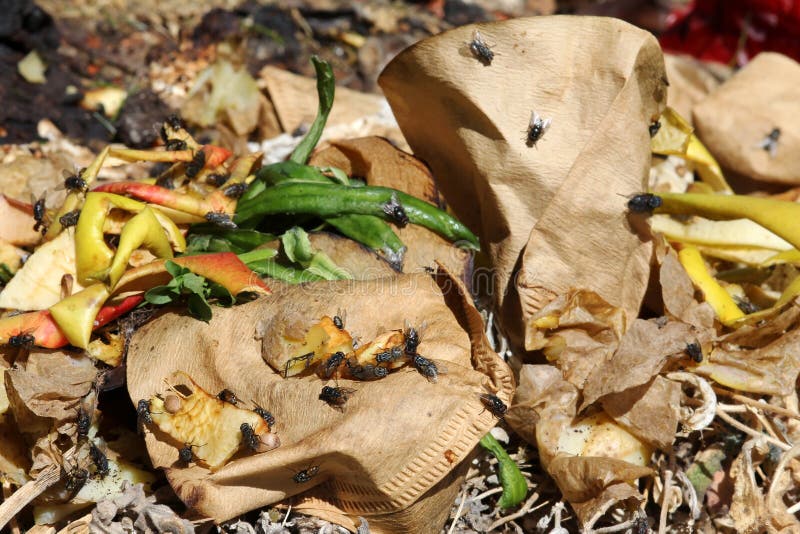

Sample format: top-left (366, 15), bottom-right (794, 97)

top-left (266, 315), bottom-right (354, 377)
top-left (149, 375), bottom-right (273, 470)
top-left (350, 330), bottom-right (405, 369)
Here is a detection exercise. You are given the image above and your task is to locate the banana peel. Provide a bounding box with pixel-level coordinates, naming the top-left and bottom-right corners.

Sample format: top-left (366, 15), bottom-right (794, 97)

top-left (0, 230), bottom-right (84, 311)
top-left (107, 207), bottom-right (176, 288)
top-left (653, 192), bottom-right (800, 253)
top-left (46, 147), bottom-right (110, 241)
top-left (75, 193), bottom-right (185, 286)
top-left (49, 283), bottom-right (111, 348)
top-left (649, 215), bottom-right (792, 251)
top-left (678, 246), bottom-right (745, 326)
top-left (651, 107), bottom-right (731, 193)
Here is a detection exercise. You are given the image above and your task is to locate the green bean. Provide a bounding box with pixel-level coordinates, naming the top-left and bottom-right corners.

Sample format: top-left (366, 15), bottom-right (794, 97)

top-left (479, 433), bottom-right (527, 509)
top-left (326, 214), bottom-right (406, 271)
top-left (236, 183), bottom-right (479, 250)
top-left (185, 225), bottom-right (275, 254)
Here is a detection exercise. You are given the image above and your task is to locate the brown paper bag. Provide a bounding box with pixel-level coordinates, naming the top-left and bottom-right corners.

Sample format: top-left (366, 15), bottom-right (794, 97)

top-left (693, 52), bottom-right (800, 185)
top-left (379, 16), bottom-right (667, 351)
top-left (125, 269), bottom-right (512, 532)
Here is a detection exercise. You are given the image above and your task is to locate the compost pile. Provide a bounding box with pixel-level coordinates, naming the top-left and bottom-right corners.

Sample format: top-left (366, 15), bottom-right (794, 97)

top-left (3, 2), bottom-right (800, 534)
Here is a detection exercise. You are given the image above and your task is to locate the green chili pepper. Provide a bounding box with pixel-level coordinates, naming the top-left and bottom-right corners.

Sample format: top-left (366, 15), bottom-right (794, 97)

top-left (326, 214), bottom-right (405, 270)
top-left (236, 183), bottom-right (479, 249)
top-left (186, 225), bottom-right (275, 254)
top-left (241, 161), bottom-right (409, 263)
top-left (479, 433), bottom-right (528, 509)
top-left (289, 56), bottom-right (334, 165)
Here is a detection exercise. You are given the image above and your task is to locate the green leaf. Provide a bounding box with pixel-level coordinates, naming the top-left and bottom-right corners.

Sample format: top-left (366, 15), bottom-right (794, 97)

top-left (289, 56), bottom-right (335, 165)
top-left (164, 260), bottom-right (187, 278)
top-left (316, 166), bottom-right (350, 185)
top-left (179, 272), bottom-right (207, 295)
top-left (479, 433), bottom-right (528, 509)
top-left (187, 293), bottom-right (213, 322)
top-left (307, 252), bottom-right (353, 280)
top-left (0, 263), bottom-right (14, 284)
top-left (281, 227), bottom-right (314, 264)
top-left (144, 285), bottom-right (178, 305)
top-left (237, 247), bottom-right (278, 264)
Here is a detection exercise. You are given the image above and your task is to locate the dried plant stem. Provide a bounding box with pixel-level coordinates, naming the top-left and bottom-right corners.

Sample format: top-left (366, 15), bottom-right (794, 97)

top-left (715, 388), bottom-right (800, 420)
top-left (0, 482), bottom-right (20, 534)
top-left (657, 468), bottom-right (673, 534)
top-left (591, 518), bottom-right (638, 533)
top-left (486, 492), bottom-right (544, 531)
top-left (0, 464), bottom-right (60, 531)
top-left (447, 486), bottom-right (469, 534)
top-left (470, 486), bottom-right (504, 502)
top-left (716, 407), bottom-right (792, 451)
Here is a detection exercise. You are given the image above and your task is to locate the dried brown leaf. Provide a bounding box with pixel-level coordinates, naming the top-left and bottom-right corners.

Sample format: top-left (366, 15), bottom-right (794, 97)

top-left (547, 455), bottom-right (652, 525)
top-left (728, 438), bottom-right (769, 534)
top-left (581, 318), bottom-right (698, 409)
top-left (126, 269), bottom-right (512, 525)
top-left (693, 53), bottom-right (800, 185)
top-left (600, 376), bottom-right (681, 450)
top-left (381, 17), bottom-right (667, 350)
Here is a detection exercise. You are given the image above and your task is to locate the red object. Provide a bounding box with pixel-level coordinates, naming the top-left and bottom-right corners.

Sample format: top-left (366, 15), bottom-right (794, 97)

top-left (0, 295), bottom-right (143, 349)
top-left (660, 0), bottom-right (800, 65)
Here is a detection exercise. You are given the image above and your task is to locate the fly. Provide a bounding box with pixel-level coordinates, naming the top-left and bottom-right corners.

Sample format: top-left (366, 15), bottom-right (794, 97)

top-left (467, 30), bottom-right (494, 65)
top-left (525, 111), bottom-right (552, 148)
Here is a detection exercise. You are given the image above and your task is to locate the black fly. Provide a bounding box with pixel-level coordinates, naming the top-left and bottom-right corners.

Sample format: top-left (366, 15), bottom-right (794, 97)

top-left (468, 30), bottom-right (494, 65)
top-left (319, 351), bottom-right (346, 379)
top-left (206, 173), bottom-right (230, 187)
top-left (333, 314), bottom-right (344, 330)
top-left (178, 443), bottom-right (201, 464)
top-left (649, 120), bottom-right (661, 137)
top-left (185, 150), bottom-right (206, 179)
top-left (223, 183), bottom-right (247, 198)
top-left (59, 209), bottom-right (81, 228)
top-left (293, 465), bottom-right (320, 484)
top-left (411, 354), bottom-right (440, 383)
top-left (479, 393), bottom-right (507, 418)
top-left (346, 361), bottom-right (388, 381)
top-left (8, 333), bottom-right (35, 348)
top-left (64, 465), bottom-right (89, 495)
top-left (526, 111), bottom-right (552, 148)
top-left (382, 192), bottom-right (409, 227)
top-left (62, 169), bottom-right (89, 194)
top-left (253, 406), bottom-right (275, 428)
top-left (204, 211), bottom-right (237, 229)
top-left (240, 422), bottom-right (260, 452)
top-left (627, 193), bottom-right (662, 213)
top-left (89, 443), bottom-right (109, 478)
top-left (217, 389), bottom-right (238, 405)
top-left (136, 399), bottom-right (152, 425)
top-left (319, 384), bottom-right (355, 411)
top-left (76, 406), bottom-right (91, 441)
top-left (376, 346), bottom-right (403, 364)
top-left (684, 342), bottom-right (703, 363)
top-left (759, 127), bottom-right (781, 158)
top-left (33, 195), bottom-right (47, 233)
top-left (165, 139), bottom-right (187, 151)
top-left (404, 326), bottom-right (420, 356)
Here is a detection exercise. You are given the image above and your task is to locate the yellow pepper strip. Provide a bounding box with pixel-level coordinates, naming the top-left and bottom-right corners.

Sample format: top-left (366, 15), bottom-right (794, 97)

top-left (762, 249), bottom-right (800, 267)
top-left (107, 207), bottom-right (175, 288)
top-left (45, 147), bottom-right (110, 241)
top-left (651, 107), bottom-right (731, 193)
top-left (678, 246), bottom-right (745, 326)
top-left (75, 192), bottom-right (146, 285)
top-left (49, 283), bottom-right (110, 348)
top-left (109, 147), bottom-right (195, 163)
top-left (655, 192), bottom-right (800, 252)
top-left (150, 205), bottom-right (205, 225)
top-left (734, 274), bottom-right (800, 326)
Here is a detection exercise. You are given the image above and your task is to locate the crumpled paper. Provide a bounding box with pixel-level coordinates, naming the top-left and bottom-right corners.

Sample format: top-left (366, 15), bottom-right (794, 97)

top-left (692, 52), bottom-right (800, 186)
top-left (379, 16), bottom-right (668, 352)
top-left (126, 268), bottom-right (512, 533)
